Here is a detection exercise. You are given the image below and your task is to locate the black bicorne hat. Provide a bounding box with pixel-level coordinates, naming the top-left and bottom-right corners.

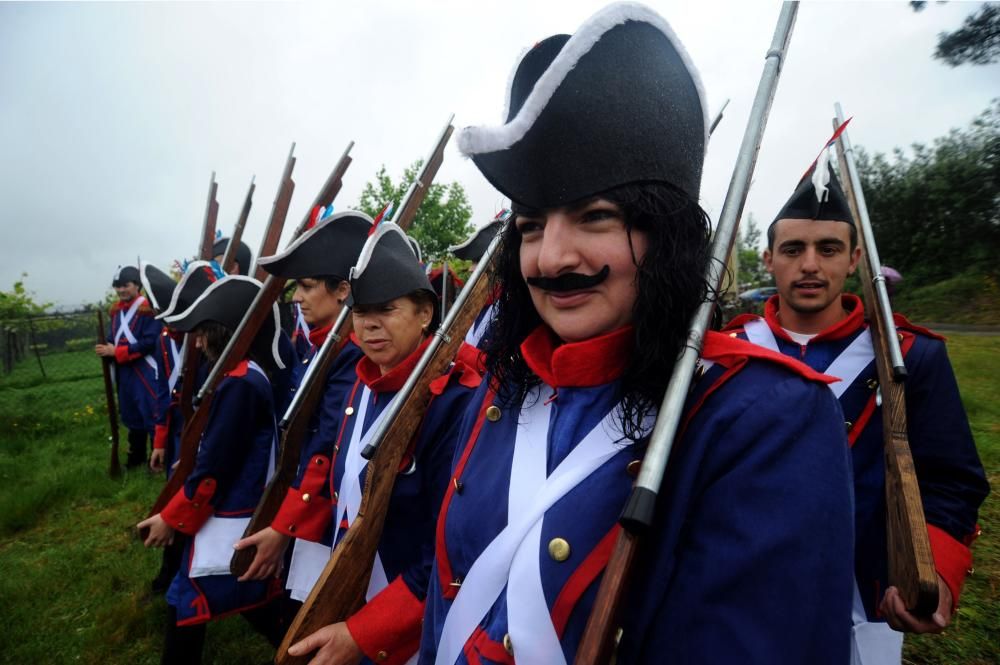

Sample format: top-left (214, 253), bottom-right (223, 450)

top-left (457, 2), bottom-right (708, 209)
top-left (112, 265), bottom-right (141, 287)
top-left (448, 211), bottom-right (510, 262)
top-left (156, 260), bottom-right (219, 320)
top-left (349, 223), bottom-right (434, 308)
top-left (256, 211), bottom-right (373, 280)
top-left (164, 275), bottom-right (284, 370)
top-left (139, 262), bottom-right (176, 313)
top-left (212, 237), bottom-right (253, 276)
top-left (772, 152), bottom-right (855, 226)
top-left (406, 235), bottom-right (424, 265)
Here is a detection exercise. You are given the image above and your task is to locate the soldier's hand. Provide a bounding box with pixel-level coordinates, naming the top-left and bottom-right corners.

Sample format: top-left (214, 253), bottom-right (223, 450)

top-left (149, 449), bottom-right (165, 472)
top-left (878, 574), bottom-right (953, 633)
top-left (235, 527), bottom-right (290, 581)
top-left (95, 343), bottom-right (116, 357)
top-left (137, 514), bottom-right (175, 548)
top-left (286, 621), bottom-right (363, 665)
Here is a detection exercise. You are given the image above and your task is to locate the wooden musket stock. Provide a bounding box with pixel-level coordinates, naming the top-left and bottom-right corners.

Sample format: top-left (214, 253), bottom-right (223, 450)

top-left (98, 310), bottom-right (121, 478)
top-left (832, 110), bottom-right (938, 615)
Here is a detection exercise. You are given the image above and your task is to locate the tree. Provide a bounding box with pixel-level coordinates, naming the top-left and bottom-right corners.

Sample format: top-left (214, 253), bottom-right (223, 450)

top-left (735, 214), bottom-right (770, 288)
top-left (912, 2), bottom-right (1000, 66)
top-left (0, 274), bottom-right (50, 320)
top-left (855, 100), bottom-right (1000, 286)
top-left (354, 161), bottom-right (474, 262)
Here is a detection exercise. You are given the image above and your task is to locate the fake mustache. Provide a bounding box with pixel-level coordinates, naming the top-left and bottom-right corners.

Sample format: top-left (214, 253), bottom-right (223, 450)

top-left (525, 265), bottom-right (610, 293)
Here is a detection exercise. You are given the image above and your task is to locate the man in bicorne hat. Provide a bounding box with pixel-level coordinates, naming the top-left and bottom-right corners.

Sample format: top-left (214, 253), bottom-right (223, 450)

top-left (420, 4), bottom-right (855, 663)
top-left (724, 150), bottom-right (989, 664)
top-left (213, 237), bottom-right (253, 276)
top-left (95, 265), bottom-right (162, 468)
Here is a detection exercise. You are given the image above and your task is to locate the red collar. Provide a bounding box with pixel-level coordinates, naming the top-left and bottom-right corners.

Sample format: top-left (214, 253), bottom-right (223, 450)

top-left (764, 293), bottom-right (865, 343)
top-left (520, 325), bottom-right (633, 388)
top-left (355, 335), bottom-right (434, 393)
top-left (307, 321), bottom-right (333, 348)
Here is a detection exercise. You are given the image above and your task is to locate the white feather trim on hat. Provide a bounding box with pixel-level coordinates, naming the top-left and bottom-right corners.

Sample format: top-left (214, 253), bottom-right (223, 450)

top-left (457, 1), bottom-right (709, 157)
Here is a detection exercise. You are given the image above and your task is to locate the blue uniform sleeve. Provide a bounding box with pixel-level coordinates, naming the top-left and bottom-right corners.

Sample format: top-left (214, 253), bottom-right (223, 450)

top-left (153, 335), bottom-right (172, 429)
top-left (128, 313), bottom-right (162, 357)
top-left (624, 370), bottom-right (856, 664)
top-left (905, 336), bottom-right (989, 541)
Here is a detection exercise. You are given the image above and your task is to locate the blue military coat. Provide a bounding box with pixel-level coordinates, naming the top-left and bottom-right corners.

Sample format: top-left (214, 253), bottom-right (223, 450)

top-left (421, 325), bottom-right (856, 664)
top-left (107, 296), bottom-right (161, 431)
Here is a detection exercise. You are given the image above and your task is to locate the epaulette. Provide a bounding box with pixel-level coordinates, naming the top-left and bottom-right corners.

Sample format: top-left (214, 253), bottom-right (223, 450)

top-left (892, 313), bottom-right (946, 341)
top-left (224, 358), bottom-right (250, 378)
top-left (701, 330), bottom-right (836, 385)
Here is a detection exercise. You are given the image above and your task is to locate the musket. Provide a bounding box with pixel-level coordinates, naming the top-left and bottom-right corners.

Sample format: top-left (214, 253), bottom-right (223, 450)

top-left (178, 172), bottom-right (220, 424)
top-left (832, 105), bottom-right (938, 615)
top-left (254, 143), bottom-right (298, 281)
top-left (388, 114), bottom-right (455, 230)
top-left (234, 126), bottom-right (452, 577)
top-left (220, 175), bottom-right (256, 274)
top-left (575, 4), bottom-right (799, 663)
top-left (97, 309), bottom-right (121, 478)
top-left (140, 142), bottom-right (355, 539)
top-left (277, 219), bottom-right (495, 665)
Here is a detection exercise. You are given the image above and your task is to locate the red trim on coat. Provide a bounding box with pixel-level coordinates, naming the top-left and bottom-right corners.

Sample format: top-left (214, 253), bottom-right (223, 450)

top-left (435, 388), bottom-right (496, 599)
top-left (701, 331), bottom-right (836, 385)
top-left (114, 343), bottom-right (142, 364)
top-left (429, 343), bottom-right (484, 395)
top-left (928, 524), bottom-right (973, 611)
top-left (272, 456), bottom-right (332, 541)
top-left (847, 396), bottom-right (877, 448)
top-left (551, 525), bottom-right (620, 637)
top-left (520, 325), bottom-right (633, 388)
top-left (225, 358), bottom-right (250, 378)
top-left (307, 320), bottom-right (334, 348)
top-left (355, 335), bottom-right (434, 392)
top-left (153, 423), bottom-right (170, 450)
top-left (762, 293), bottom-right (867, 343)
top-left (893, 313), bottom-right (946, 341)
top-left (160, 478), bottom-right (217, 535)
top-left (329, 379), bottom-right (364, 500)
top-left (177, 574), bottom-right (282, 626)
top-left (468, 626), bottom-right (515, 664)
top-left (345, 575), bottom-right (425, 665)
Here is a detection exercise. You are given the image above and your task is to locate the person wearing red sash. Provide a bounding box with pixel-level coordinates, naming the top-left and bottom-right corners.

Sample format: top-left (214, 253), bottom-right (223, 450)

top-left (419, 4), bottom-right (856, 664)
top-left (724, 152), bottom-right (989, 664)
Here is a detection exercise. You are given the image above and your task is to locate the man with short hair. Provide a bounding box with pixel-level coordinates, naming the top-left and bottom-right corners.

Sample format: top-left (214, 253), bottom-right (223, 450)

top-left (95, 265), bottom-right (162, 468)
top-left (725, 160), bottom-right (989, 664)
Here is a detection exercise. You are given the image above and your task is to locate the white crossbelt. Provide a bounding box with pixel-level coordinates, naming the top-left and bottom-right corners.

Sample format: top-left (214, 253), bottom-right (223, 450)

top-left (744, 318), bottom-right (897, 663)
top-left (167, 337), bottom-right (184, 395)
top-left (190, 361), bottom-right (277, 578)
top-left (436, 388), bottom-right (636, 665)
top-left (114, 296), bottom-right (158, 378)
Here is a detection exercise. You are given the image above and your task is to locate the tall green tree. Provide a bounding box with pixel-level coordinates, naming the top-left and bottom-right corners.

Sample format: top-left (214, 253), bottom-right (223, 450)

top-left (355, 161), bottom-right (474, 262)
top-left (856, 100), bottom-right (1000, 286)
top-left (736, 214), bottom-right (770, 288)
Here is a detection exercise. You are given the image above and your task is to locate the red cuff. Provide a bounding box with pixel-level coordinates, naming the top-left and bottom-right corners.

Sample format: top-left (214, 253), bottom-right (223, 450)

top-left (153, 423), bottom-right (170, 450)
top-left (345, 576), bottom-right (425, 665)
top-left (271, 455), bottom-right (332, 541)
top-left (114, 343), bottom-right (141, 364)
top-left (160, 478), bottom-right (217, 535)
top-left (928, 524), bottom-right (973, 610)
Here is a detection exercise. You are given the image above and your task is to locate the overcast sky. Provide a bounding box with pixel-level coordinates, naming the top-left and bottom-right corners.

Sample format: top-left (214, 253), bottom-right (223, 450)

top-left (1, 0), bottom-right (996, 308)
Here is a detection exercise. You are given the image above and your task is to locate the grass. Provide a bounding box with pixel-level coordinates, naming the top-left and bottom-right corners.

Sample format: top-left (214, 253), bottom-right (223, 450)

top-left (892, 270), bottom-right (1000, 327)
top-left (0, 337), bottom-right (995, 663)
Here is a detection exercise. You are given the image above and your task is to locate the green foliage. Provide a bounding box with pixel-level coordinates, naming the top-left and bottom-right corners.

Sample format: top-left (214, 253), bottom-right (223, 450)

top-left (891, 268), bottom-right (1000, 325)
top-left (856, 100), bottom-right (1000, 288)
top-left (355, 161), bottom-right (474, 262)
top-left (735, 214), bottom-right (771, 289)
top-left (935, 3), bottom-right (1000, 66)
top-left (0, 274), bottom-right (51, 320)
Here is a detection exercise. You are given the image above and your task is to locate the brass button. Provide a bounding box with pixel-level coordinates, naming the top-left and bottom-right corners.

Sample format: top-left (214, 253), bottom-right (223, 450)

top-left (626, 460), bottom-right (641, 478)
top-left (376, 650), bottom-right (388, 662)
top-left (177, 522), bottom-right (185, 529)
top-left (867, 378), bottom-right (878, 390)
top-left (453, 478), bottom-right (464, 494)
top-left (548, 537), bottom-right (571, 562)
top-left (897, 332), bottom-right (904, 343)
top-left (449, 578), bottom-right (463, 588)
top-left (729, 332), bottom-right (738, 338)
top-left (486, 405), bottom-right (501, 422)
top-left (192, 502), bottom-right (200, 509)
top-left (333, 445), bottom-right (339, 453)
top-left (302, 493), bottom-right (311, 503)
top-left (333, 491), bottom-right (339, 501)
top-left (345, 406), bottom-right (355, 416)
top-left (315, 457), bottom-right (325, 466)
top-left (288, 524), bottom-right (296, 533)
top-left (503, 633), bottom-right (513, 655)
top-left (845, 421), bottom-right (853, 431)
top-left (301, 357), bottom-right (310, 365)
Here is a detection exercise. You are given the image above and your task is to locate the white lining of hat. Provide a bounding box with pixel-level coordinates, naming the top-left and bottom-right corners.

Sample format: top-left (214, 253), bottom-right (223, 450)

top-left (256, 210), bottom-right (374, 269)
top-left (139, 260), bottom-right (171, 312)
top-left (458, 1), bottom-right (710, 157)
top-left (446, 220), bottom-right (503, 254)
top-left (156, 260), bottom-right (215, 321)
top-left (164, 275), bottom-right (285, 370)
top-left (350, 223), bottom-right (414, 282)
